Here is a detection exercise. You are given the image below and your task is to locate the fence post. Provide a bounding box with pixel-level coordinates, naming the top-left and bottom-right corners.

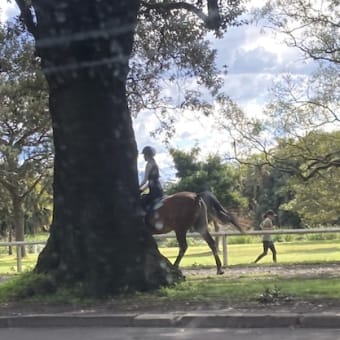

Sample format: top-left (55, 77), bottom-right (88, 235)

top-left (222, 234), bottom-right (228, 266)
top-left (16, 245), bottom-right (22, 273)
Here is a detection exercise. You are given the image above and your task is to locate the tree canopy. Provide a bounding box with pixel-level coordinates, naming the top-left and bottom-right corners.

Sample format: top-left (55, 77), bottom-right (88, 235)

top-left (0, 21), bottom-right (53, 248)
top-left (214, 0), bottom-right (339, 181)
top-left (167, 147), bottom-right (246, 209)
top-left (128, 0), bottom-right (245, 141)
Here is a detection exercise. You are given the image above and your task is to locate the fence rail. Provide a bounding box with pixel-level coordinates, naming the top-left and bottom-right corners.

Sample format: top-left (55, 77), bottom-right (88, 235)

top-left (1, 227), bottom-right (340, 272)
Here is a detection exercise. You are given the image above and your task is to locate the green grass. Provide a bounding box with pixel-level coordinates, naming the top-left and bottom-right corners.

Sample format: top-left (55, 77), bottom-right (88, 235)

top-left (1, 235), bottom-right (340, 305)
top-left (0, 272), bottom-right (95, 304)
top-left (1, 239), bottom-right (340, 274)
top-left (157, 276), bottom-right (340, 301)
top-left (1, 271), bottom-right (340, 306)
top-left (159, 239), bottom-right (340, 267)
top-left (0, 254), bottom-right (38, 274)
top-left (25, 233), bottom-right (49, 241)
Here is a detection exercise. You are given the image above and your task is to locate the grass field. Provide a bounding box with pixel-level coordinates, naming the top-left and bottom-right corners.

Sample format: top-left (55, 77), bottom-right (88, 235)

top-left (1, 239), bottom-right (340, 304)
top-left (1, 239), bottom-right (340, 274)
top-left (156, 276), bottom-right (340, 301)
top-left (160, 240), bottom-right (340, 267)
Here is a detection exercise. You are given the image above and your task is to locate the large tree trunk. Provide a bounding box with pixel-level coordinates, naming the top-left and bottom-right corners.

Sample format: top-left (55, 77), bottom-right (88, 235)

top-left (32, 0), bottom-right (182, 295)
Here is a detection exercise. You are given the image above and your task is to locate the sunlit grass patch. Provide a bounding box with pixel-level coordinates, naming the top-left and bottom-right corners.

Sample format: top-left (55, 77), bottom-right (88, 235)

top-left (1, 269), bottom-right (340, 307)
top-left (0, 254), bottom-right (38, 274)
top-left (0, 240), bottom-right (339, 275)
top-left (146, 275), bottom-right (340, 304)
top-left (161, 240), bottom-right (340, 267)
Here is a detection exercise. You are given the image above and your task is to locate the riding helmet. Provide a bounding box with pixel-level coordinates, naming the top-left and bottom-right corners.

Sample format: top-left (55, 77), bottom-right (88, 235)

top-left (142, 146), bottom-right (156, 157)
top-left (264, 210), bottom-right (277, 218)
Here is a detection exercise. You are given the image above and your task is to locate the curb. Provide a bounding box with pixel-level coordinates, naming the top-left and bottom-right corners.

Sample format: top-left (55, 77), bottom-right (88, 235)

top-left (1, 312), bottom-right (340, 328)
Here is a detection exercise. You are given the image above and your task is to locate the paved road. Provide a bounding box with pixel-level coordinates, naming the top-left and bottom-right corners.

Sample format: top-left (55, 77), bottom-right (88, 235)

top-left (1, 327), bottom-right (340, 340)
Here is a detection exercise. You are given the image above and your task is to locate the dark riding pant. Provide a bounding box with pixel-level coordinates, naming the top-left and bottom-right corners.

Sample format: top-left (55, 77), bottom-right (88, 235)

top-left (140, 186), bottom-right (163, 213)
top-left (254, 240), bottom-right (277, 263)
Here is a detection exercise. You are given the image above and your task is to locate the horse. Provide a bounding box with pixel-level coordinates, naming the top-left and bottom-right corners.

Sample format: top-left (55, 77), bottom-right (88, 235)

top-left (145, 191), bottom-right (244, 275)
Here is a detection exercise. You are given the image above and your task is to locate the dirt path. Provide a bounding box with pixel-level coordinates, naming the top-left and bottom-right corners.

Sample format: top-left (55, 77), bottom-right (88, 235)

top-left (183, 262), bottom-right (340, 279)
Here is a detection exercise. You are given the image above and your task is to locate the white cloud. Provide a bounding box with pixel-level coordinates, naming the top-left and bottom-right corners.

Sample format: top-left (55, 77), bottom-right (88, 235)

top-left (230, 47), bottom-right (279, 74)
top-left (0, 0), bottom-right (18, 23)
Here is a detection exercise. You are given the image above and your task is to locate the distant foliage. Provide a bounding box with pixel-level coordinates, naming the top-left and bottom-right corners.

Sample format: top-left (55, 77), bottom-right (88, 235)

top-left (167, 147), bottom-right (247, 210)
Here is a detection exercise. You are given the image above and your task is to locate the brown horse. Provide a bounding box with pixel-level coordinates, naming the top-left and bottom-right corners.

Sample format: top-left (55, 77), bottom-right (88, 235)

top-left (146, 191), bottom-right (244, 275)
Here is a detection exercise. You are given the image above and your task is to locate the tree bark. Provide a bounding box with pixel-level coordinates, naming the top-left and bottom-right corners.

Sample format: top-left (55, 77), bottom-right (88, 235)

top-left (8, 228), bottom-right (13, 256)
top-left (30, 0), bottom-right (182, 295)
top-left (13, 197), bottom-right (26, 257)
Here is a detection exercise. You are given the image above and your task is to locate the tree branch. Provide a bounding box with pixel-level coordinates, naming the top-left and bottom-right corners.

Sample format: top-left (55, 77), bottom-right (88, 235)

top-left (0, 176), bottom-right (16, 194)
top-left (141, 0), bottom-right (221, 30)
top-left (15, 0), bottom-right (38, 38)
top-left (20, 174), bottom-right (44, 200)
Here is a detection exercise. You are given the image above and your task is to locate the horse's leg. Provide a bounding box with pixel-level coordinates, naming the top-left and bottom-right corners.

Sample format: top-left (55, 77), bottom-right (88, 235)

top-left (200, 230), bottom-right (223, 275)
top-left (196, 199), bottom-right (223, 275)
top-left (213, 220), bottom-right (220, 253)
top-left (174, 230), bottom-right (188, 268)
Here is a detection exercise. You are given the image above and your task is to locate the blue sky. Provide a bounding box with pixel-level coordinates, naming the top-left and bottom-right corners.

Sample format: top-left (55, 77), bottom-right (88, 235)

top-left (0, 1), bottom-right (315, 184)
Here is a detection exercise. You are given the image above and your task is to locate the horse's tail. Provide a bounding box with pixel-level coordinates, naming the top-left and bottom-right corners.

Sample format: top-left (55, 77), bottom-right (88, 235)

top-left (198, 191), bottom-right (244, 233)
top-left (189, 193), bottom-right (209, 233)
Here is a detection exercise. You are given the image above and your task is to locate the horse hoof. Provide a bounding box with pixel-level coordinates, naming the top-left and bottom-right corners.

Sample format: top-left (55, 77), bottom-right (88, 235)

top-left (217, 270), bottom-right (224, 275)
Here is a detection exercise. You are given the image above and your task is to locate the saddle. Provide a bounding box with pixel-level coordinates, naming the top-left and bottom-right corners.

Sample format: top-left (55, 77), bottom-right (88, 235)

top-left (142, 197), bottom-right (164, 230)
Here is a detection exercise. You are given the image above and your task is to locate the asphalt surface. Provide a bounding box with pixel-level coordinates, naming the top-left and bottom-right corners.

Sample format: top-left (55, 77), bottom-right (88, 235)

top-left (1, 310), bottom-right (340, 329)
top-left (1, 327), bottom-right (340, 340)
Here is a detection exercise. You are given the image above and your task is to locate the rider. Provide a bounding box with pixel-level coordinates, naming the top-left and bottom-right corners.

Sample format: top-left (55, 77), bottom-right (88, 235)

top-left (139, 146), bottom-right (164, 214)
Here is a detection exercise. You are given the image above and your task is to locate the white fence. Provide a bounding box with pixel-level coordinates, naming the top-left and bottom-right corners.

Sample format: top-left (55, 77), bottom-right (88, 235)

top-left (1, 227), bottom-right (340, 272)
top-left (0, 241), bottom-right (45, 273)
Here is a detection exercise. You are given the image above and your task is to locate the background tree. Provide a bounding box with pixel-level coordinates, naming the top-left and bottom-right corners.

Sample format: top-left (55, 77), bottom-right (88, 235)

top-left (168, 147), bottom-right (201, 179)
top-left (209, 0), bottom-right (339, 228)
top-left (24, 173), bottom-right (53, 235)
top-left (240, 153), bottom-right (301, 227)
top-left (224, 0), bottom-right (340, 179)
top-left (0, 185), bottom-right (11, 238)
top-left (281, 168), bottom-right (340, 227)
top-left (168, 147), bottom-right (246, 210)
top-left (261, 0), bottom-right (339, 64)
top-left (280, 131), bottom-right (340, 226)
top-left (14, 0), bottom-right (245, 296)
top-left (239, 130), bottom-right (340, 227)
top-left (0, 21), bottom-right (53, 256)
